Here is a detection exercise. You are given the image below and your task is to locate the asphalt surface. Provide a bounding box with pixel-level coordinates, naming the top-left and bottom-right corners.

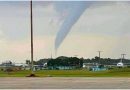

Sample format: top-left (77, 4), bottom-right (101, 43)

top-left (0, 77), bottom-right (130, 89)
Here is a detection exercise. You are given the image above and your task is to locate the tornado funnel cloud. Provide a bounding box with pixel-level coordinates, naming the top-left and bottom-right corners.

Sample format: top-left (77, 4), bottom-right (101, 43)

top-left (55, 2), bottom-right (92, 53)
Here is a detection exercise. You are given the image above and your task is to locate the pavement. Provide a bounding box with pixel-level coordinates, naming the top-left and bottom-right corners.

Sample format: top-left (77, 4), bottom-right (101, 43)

top-left (0, 77), bottom-right (130, 89)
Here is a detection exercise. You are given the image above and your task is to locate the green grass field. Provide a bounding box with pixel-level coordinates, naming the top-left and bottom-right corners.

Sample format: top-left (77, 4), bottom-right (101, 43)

top-left (0, 68), bottom-right (130, 77)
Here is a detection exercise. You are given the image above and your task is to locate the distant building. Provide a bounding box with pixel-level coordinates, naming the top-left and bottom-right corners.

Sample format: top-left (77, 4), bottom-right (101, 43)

top-left (0, 61), bottom-right (30, 71)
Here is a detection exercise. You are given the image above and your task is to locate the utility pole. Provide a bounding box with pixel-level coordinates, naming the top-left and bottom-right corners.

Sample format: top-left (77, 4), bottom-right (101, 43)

top-left (97, 51), bottom-right (102, 59)
top-left (97, 51), bottom-right (103, 65)
top-left (121, 54), bottom-right (126, 59)
top-left (51, 53), bottom-right (53, 59)
top-left (121, 54), bottom-right (126, 62)
top-left (30, 0), bottom-right (34, 75)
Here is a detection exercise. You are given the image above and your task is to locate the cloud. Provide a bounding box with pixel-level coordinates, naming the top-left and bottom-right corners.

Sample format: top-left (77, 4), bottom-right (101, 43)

top-left (69, 2), bottom-right (130, 36)
top-left (0, 1), bottom-right (130, 63)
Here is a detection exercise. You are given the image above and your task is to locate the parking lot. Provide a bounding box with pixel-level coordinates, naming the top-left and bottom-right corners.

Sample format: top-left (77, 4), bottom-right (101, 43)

top-left (0, 77), bottom-right (130, 89)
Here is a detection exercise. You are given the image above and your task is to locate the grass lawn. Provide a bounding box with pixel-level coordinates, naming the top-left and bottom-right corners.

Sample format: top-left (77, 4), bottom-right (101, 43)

top-left (0, 68), bottom-right (130, 77)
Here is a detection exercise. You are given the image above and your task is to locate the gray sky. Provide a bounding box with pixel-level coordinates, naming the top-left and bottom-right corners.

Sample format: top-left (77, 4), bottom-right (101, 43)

top-left (0, 1), bottom-right (130, 63)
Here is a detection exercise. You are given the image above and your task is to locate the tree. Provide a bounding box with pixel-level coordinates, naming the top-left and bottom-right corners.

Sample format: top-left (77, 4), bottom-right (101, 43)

top-left (1, 61), bottom-right (14, 74)
top-left (26, 60), bottom-right (31, 65)
top-left (47, 56), bottom-right (83, 69)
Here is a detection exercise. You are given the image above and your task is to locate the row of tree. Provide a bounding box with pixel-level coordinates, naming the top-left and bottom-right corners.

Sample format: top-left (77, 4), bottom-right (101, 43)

top-left (26, 56), bottom-right (130, 67)
top-left (84, 56), bottom-right (130, 65)
top-left (47, 56), bottom-right (83, 68)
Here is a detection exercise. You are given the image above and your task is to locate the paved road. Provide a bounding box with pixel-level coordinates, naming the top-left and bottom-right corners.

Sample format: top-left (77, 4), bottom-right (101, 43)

top-left (0, 77), bottom-right (130, 89)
